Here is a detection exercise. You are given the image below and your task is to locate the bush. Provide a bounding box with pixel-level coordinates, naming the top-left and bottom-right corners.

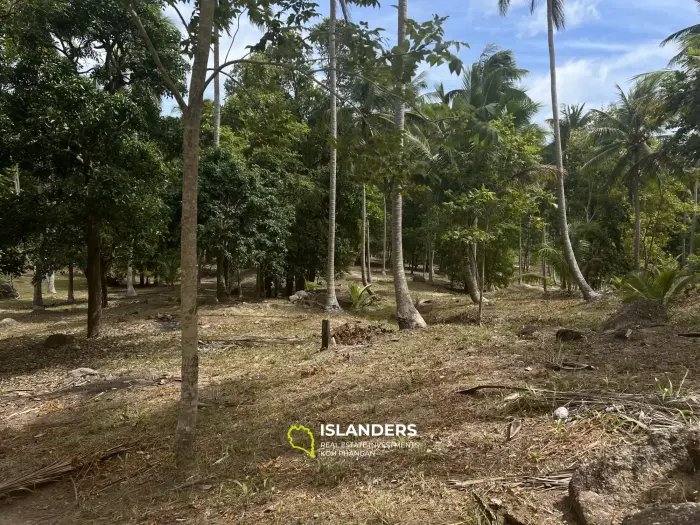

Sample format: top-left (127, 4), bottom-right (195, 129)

top-left (348, 283), bottom-right (373, 310)
top-left (158, 251), bottom-right (180, 290)
top-left (613, 268), bottom-right (695, 307)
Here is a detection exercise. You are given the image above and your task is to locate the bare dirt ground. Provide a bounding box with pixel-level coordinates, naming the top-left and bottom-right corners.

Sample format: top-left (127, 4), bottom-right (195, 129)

top-left (1, 269), bottom-right (700, 524)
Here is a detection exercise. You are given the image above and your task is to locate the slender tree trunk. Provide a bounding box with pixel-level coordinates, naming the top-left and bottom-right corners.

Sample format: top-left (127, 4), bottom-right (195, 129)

top-left (389, 0), bottom-right (426, 330)
top-left (632, 173), bottom-right (642, 271)
top-left (47, 273), bottom-right (57, 294)
top-left (382, 191), bottom-right (387, 275)
top-left (67, 263), bottom-right (75, 304)
top-left (126, 265), bottom-right (137, 297)
top-left (518, 219), bottom-right (523, 284)
top-left (478, 219), bottom-right (488, 325)
top-left (213, 3), bottom-right (221, 149)
top-left (325, 0), bottom-right (341, 311)
top-left (32, 274), bottom-right (44, 311)
top-left (542, 225), bottom-right (548, 293)
top-left (86, 217), bottom-right (101, 337)
top-left (13, 168), bottom-right (20, 194)
top-left (428, 237), bottom-right (434, 283)
top-left (361, 184), bottom-right (368, 286)
top-left (366, 219), bottom-right (372, 283)
top-left (140, 271), bottom-right (145, 286)
top-left (546, 0), bottom-right (600, 301)
top-left (237, 268), bottom-right (243, 299)
top-left (689, 180), bottom-right (697, 271)
top-left (173, 0), bottom-right (216, 476)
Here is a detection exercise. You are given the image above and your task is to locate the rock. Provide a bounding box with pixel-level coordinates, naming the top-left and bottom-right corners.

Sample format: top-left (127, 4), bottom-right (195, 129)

top-left (412, 275), bottom-right (426, 283)
top-left (288, 290), bottom-right (310, 304)
top-left (622, 503), bottom-right (700, 524)
top-left (614, 327), bottom-right (633, 340)
top-left (44, 333), bottom-right (77, 349)
top-left (556, 328), bottom-right (585, 341)
top-left (153, 312), bottom-right (175, 322)
top-left (553, 407), bottom-right (569, 420)
top-left (603, 299), bottom-right (668, 330)
top-left (0, 282), bottom-right (19, 299)
top-left (69, 368), bottom-right (100, 378)
top-left (569, 429), bottom-right (700, 525)
top-left (0, 318), bottom-right (18, 327)
top-left (517, 325), bottom-right (538, 338)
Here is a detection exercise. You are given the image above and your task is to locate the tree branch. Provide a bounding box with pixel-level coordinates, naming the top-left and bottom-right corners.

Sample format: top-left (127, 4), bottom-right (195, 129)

top-left (123, 0), bottom-right (187, 112)
top-left (171, 3), bottom-right (190, 33)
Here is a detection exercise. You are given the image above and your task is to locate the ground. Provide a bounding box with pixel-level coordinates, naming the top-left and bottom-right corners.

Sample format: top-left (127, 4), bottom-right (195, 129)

top-left (1, 270), bottom-right (699, 524)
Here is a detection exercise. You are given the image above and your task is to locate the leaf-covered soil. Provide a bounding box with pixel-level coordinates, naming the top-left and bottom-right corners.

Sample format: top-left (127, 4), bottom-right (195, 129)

top-left (1, 271), bottom-right (700, 524)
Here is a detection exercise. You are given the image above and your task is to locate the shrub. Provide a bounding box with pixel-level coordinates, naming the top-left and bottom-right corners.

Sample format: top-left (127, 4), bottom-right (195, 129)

top-left (613, 268), bottom-right (695, 307)
top-left (348, 283), bottom-right (373, 310)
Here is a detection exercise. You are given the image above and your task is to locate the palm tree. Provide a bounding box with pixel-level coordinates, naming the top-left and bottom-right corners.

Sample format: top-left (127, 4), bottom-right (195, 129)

top-left (325, 0), bottom-right (342, 311)
top-left (661, 0), bottom-right (700, 65)
top-left (392, 0), bottom-right (426, 329)
top-left (497, 0), bottom-right (600, 300)
top-left (584, 80), bottom-right (664, 271)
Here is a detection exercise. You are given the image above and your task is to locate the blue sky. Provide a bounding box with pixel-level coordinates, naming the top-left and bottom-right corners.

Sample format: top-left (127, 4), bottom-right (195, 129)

top-left (163, 0), bottom-right (697, 121)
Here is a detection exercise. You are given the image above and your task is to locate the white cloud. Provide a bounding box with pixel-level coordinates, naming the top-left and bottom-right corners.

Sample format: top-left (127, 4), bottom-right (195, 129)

top-left (517, 0), bottom-right (600, 37)
top-left (525, 41), bottom-right (677, 121)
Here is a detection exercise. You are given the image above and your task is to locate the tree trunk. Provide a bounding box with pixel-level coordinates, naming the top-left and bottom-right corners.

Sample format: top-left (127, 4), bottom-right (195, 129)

top-left (428, 237), bottom-right (434, 283)
top-left (67, 263), bottom-right (75, 304)
top-left (325, 0), bottom-right (341, 312)
top-left (86, 217), bottom-right (101, 337)
top-left (140, 271), bottom-right (145, 286)
top-left (542, 225), bottom-right (548, 293)
top-left (213, 3), bottom-right (221, 149)
top-left (13, 168), bottom-right (20, 194)
top-left (478, 219), bottom-right (488, 325)
top-left (392, 192), bottom-right (427, 329)
top-left (690, 180), bottom-right (698, 271)
top-left (126, 265), bottom-right (137, 297)
top-left (32, 274), bottom-right (44, 311)
top-left (361, 184), bottom-right (368, 286)
top-left (464, 250), bottom-right (482, 304)
top-left (174, 0), bottom-right (216, 476)
top-left (632, 173), bottom-right (642, 271)
top-left (366, 218), bottom-right (372, 283)
top-left (518, 219), bottom-right (523, 284)
top-left (546, 0), bottom-right (600, 301)
top-left (382, 191), bottom-right (387, 275)
top-left (47, 273), bottom-right (57, 294)
top-left (390, 0), bottom-right (426, 330)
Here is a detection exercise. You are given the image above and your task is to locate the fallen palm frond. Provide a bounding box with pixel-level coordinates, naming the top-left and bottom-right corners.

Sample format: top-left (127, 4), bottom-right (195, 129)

top-left (449, 469), bottom-right (574, 493)
top-left (457, 384), bottom-right (698, 430)
top-left (198, 336), bottom-right (306, 349)
top-left (0, 443), bottom-right (132, 499)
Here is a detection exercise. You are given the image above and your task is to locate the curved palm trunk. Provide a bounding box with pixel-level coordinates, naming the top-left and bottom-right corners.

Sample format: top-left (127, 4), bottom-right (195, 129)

top-left (325, 0), bottom-right (341, 312)
top-left (632, 175), bottom-right (641, 271)
top-left (392, 0), bottom-right (426, 330)
top-left (546, 0), bottom-right (600, 301)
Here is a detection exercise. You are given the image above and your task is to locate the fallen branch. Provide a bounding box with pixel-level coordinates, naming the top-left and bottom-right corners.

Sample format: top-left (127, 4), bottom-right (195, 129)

top-left (678, 332), bottom-right (700, 338)
top-left (0, 443), bottom-right (133, 499)
top-left (449, 469), bottom-right (574, 493)
top-left (199, 336), bottom-right (306, 348)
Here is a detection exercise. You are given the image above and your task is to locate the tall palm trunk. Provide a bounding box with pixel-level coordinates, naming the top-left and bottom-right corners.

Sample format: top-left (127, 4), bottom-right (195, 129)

top-left (690, 179), bottom-right (698, 271)
top-left (126, 265), bottom-right (137, 297)
top-left (382, 191), bottom-right (387, 275)
top-left (632, 173), bottom-right (641, 271)
top-left (47, 273), bottom-right (57, 294)
top-left (361, 184), bottom-right (368, 286)
top-left (546, 0), bottom-right (600, 301)
top-left (391, 0), bottom-right (426, 330)
top-left (366, 218), bottom-right (372, 283)
top-left (325, 0), bottom-right (341, 311)
top-left (213, 1), bottom-right (221, 149)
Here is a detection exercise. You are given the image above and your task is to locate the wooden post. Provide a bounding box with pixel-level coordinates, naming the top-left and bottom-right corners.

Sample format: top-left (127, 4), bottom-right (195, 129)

top-left (321, 319), bottom-right (331, 349)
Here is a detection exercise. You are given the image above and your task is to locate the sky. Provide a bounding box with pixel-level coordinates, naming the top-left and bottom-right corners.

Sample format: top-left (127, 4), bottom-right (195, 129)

top-left (162, 0), bottom-right (697, 122)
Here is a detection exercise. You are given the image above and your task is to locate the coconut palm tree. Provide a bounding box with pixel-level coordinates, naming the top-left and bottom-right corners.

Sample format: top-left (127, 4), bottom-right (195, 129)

top-left (661, 0), bottom-right (700, 65)
top-left (584, 80), bottom-right (665, 271)
top-left (392, 0), bottom-right (426, 329)
top-left (497, 0), bottom-right (600, 300)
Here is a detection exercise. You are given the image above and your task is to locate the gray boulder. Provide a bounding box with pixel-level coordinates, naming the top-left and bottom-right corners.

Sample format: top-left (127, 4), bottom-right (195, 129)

top-left (0, 318), bottom-right (18, 327)
top-left (0, 282), bottom-right (19, 299)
